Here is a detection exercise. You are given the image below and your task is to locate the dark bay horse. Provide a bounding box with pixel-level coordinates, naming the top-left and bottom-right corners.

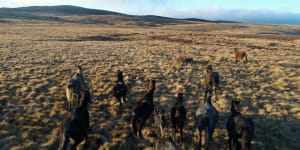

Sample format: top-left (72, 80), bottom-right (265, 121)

top-left (226, 100), bottom-right (254, 150)
top-left (113, 70), bottom-right (128, 108)
top-left (234, 48), bottom-right (248, 62)
top-left (66, 66), bottom-right (88, 111)
top-left (195, 89), bottom-right (219, 150)
top-left (131, 79), bottom-right (156, 138)
top-left (171, 93), bottom-right (186, 143)
top-left (204, 65), bottom-right (220, 95)
top-left (59, 89), bottom-right (91, 150)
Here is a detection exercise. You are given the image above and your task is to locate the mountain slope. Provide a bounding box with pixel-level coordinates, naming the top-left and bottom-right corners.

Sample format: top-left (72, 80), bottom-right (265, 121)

top-left (0, 5), bottom-right (233, 24)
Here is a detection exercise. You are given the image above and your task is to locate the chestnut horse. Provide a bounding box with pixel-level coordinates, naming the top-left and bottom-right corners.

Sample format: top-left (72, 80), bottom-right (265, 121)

top-left (234, 48), bottom-right (248, 62)
top-left (131, 79), bottom-right (156, 138)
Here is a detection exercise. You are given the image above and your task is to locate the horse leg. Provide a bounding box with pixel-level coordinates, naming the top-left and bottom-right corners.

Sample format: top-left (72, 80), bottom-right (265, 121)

top-left (117, 97), bottom-right (122, 108)
top-left (83, 130), bottom-right (89, 148)
top-left (233, 136), bottom-right (240, 150)
top-left (228, 134), bottom-right (232, 150)
top-left (59, 130), bottom-right (70, 150)
top-left (205, 127), bottom-right (210, 150)
top-left (131, 116), bottom-right (138, 138)
top-left (123, 95), bottom-right (127, 102)
top-left (173, 123), bottom-right (177, 141)
top-left (180, 126), bottom-right (183, 144)
top-left (71, 139), bottom-right (83, 150)
top-left (197, 128), bottom-right (202, 150)
top-left (139, 118), bottom-right (147, 138)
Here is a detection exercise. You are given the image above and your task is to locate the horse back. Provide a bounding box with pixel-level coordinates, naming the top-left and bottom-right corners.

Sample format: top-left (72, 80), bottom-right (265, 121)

top-left (233, 116), bottom-right (253, 135)
top-left (213, 72), bottom-right (219, 85)
top-left (113, 82), bottom-right (127, 96)
top-left (132, 99), bottom-right (154, 116)
top-left (174, 104), bottom-right (186, 118)
top-left (205, 71), bottom-right (213, 84)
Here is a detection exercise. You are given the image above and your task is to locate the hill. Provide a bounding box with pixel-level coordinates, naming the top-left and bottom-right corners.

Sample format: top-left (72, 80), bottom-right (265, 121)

top-left (0, 5), bottom-right (232, 24)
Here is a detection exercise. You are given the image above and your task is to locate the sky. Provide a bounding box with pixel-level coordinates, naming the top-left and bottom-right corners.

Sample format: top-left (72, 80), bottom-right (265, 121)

top-left (1, 0), bottom-right (300, 24)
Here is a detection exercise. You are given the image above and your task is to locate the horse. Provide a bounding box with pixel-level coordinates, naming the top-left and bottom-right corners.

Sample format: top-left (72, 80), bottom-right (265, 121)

top-left (66, 65), bottom-right (88, 111)
top-left (226, 100), bottom-right (254, 150)
top-left (234, 48), bottom-right (248, 62)
top-left (113, 70), bottom-right (128, 108)
top-left (204, 65), bottom-right (220, 95)
top-left (171, 93), bottom-right (186, 143)
top-left (59, 89), bottom-right (91, 150)
top-left (195, 89), bottom-right (219, 150)
top-left (131, 79), bottom-right (156, 138)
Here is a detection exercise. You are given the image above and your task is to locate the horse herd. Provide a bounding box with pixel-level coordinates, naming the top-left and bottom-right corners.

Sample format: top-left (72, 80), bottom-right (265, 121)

top-left (58, 49), bottom-right (253, 150)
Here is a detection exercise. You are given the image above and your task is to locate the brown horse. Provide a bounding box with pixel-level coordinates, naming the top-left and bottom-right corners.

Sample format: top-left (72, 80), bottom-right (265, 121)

top-left (131, 79), bottom-right (156, 138)
top-left (234, 48), bottom-right (248, 62)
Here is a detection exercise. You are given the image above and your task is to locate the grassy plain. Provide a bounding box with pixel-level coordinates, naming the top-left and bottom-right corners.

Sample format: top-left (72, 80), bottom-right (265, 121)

top-left (0, 20), bottom-right (300, 149)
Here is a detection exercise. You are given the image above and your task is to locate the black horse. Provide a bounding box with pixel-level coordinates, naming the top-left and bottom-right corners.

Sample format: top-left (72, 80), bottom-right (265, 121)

top-left (59, 89), bottom-right (91, 150)
top-left (171, 93), bottom-right (186, 143)
top-left (204, 65), bottom-right (219, 95)
top-left (226, 100), bottom-right (254, 150)
top-left (131, 79), bottom-right (156, 138)
top-left (195, 89), bottom-right (219, 149)
top-left (113, 70), bottom-right (128, 108)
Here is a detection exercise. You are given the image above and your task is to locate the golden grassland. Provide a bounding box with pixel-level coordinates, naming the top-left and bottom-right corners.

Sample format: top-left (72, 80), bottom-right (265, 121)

top-left (0, 20), bottom-right (300, 150)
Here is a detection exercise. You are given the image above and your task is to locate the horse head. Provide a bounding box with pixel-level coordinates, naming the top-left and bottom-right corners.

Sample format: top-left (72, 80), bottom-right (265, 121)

top-left (117, 70), bottom-right (124, 82)
top-left (231, 100), bottom-right (241, 114)
top-left (146, 79), bottom-right (156, 93)
top-left (75, 65), bottom-right (83, 75)
top-left (207, 64), bottom-right (213, 72)
top-left (177, 93), bottom-right (184, 102)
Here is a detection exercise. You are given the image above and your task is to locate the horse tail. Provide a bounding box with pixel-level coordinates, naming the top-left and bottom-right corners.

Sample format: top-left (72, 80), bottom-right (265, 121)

top-left (241, 119), bottom-right (254, 150)
top-left (66, 84), bottom-right (75, 111)
top-left (58, 127), bottom-right (70, 150)
top-left (241, 127), bottom-right (250, 150)
top-left (66, 85), bottom-right (72, 103)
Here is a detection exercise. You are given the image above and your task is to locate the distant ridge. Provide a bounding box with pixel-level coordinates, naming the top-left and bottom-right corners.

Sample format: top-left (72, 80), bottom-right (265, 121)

top-left (0, 5), bottom-right (122, 16)
top-left (0, 5), bottom-right (236, 24)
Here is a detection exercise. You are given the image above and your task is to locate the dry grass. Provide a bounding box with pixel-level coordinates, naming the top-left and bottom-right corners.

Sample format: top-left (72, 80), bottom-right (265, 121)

top-left (0, 20), bottom-right (300, 150)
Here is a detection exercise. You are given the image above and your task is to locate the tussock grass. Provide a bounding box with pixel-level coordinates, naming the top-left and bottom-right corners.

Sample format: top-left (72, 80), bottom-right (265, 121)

top-left (0, 20), bottom-right (299, 149)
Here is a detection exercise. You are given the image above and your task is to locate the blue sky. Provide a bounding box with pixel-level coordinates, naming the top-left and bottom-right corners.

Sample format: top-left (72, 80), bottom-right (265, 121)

top-left (1, 0), bottom-right (300, 24)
